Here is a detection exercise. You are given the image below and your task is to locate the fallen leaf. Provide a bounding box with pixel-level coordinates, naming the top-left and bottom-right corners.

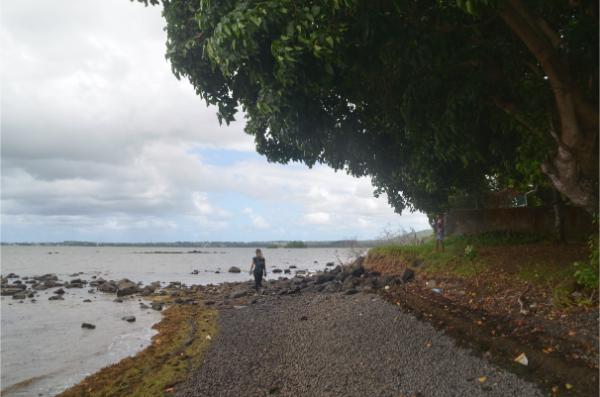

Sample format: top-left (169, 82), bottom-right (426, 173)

top-left (565, 383), bottom-right (573, 390)
top-left (425, 342), bottom-right (432, 348)
top-left (568, 330), bottom-right (577, 337)
top-left (514, 352), bottom-right (528, 366)
top-left (478, 376), bottom-right (487, 383)
top-left (206, 334), bottom-right (212, 340)
top-left (551, 385), bottom-right (559, 395)
top-left (542, 347), bottom-right (554, 354)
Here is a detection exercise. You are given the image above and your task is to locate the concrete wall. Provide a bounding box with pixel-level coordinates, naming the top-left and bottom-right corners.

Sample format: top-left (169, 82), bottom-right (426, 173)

top-left (445, 207), bottom-right (594, 240)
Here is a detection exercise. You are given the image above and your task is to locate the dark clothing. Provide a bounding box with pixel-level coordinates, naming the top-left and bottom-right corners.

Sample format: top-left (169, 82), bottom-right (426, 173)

top-left (252, 256), bottom-right (266, 276)
top-left (252, 256), bottom-right (266, 291)
top-left (254, 272), bottom-right (263, 291)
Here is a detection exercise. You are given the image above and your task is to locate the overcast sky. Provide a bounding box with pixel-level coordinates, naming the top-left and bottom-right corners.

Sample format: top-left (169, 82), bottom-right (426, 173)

top-left (0, 0), bottom-right (429, 243)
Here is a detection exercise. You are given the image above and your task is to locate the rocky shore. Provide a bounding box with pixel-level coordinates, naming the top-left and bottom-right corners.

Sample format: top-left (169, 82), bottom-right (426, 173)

top-left (4, 257), bottom-right (593, 396)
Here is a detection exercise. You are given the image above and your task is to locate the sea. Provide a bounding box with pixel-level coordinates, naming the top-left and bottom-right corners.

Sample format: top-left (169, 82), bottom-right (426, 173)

top-left (0, 245), bottom-right (360, 396)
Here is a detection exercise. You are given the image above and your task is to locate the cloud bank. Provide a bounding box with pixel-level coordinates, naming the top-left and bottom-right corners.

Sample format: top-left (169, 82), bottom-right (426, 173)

top-left (0, 0), bottom-right (429, 242)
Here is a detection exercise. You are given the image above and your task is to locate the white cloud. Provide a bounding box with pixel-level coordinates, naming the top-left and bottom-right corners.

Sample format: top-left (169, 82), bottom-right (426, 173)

top-left (303, 212), bottom-right (332, 225)
top-left (243, 208), bottom-right (270, 229)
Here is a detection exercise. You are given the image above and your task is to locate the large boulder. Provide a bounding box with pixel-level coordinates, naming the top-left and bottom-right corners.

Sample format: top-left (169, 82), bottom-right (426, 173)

top-left (116, 279), bottom-right (139, 297)
top-left (228, 266), bottom-right (241, 273)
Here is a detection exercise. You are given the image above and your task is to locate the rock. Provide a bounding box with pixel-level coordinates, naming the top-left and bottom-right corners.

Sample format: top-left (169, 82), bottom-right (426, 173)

top-left (151, 302), bottom-right (164, 311)
top-left (34, 273), bottom-right (58, 282)
top-left (122, 316), bottom-right (136, 322)
top-left (272, 268), bottom-right (283, 274)
top-left (204, 300), bottom-right (215, 306)
top-left (83, 299), bottom-right (92, 302)
top-left (139, 303), bottom-right (150, 309)
top-left (345, 288), bottom-right (359, 295)
top-left (324, 282), bottom-right (342, 293)
top-left (343, 276), bottom-right (358, 290)
top-left (89, 278), bottom-right (106, 287)
top-left (141, 285), bottom-right (156, 296)
top-left (284, 269), bottom-right (291, 274)
top-left (300, 315), bottom-right (308, 321)
top-left (315, 272), bottom-right (336, 284)
top-left (88, 289), bottom-right (95, 293)
top-left (401, 268), bottom-right (415, 283)
top-left (12, 280), bottom-right (22, 285)
top-left (70, 278), bottom-right (86, 285)
top-left (215, 270), bottom-right (220, 274)
top-left (1, 287), bottom-right (25, 296)
top-left (114, 298), bottom-right (123, 303)
top-left (27, 292), bottom-right (35, 298)
top-left (326, 262), bottom-right (335, 267)
top-left (233, 290), bottom-right (248, 299)
top-left (191, 269), bottom-right (199, 275)
top-left (116, 279), bottom-right (139, 297)
top-left (6, 273), bottom-right (19, 278)
top-left (350, 264), bottom-right (365, 278)
top-left (295, 270), bottom-right (307, 275)
top-left (335, 270), bottom-right (349, 282)
top-left (81, 322), bottom-right (96, 329)
top-left (12, 292), bottom-right (27, 300)
top-left (289, 265), bottom-right (297, 269)
top-left (49, 295), bottom-right (64, 301)
top-left (426, 279), bottom-right (436, 288)
top-left (228, 266), bottom-right (241, 273)
top-left (54, 288), bottom-right (65, 295)
top-left (98, 282), bottom-right (117, 293)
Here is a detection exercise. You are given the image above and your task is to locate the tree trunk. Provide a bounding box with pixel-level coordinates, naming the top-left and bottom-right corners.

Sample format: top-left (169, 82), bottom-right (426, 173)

top-left (499, 0), bottom-right (599, 214)
top-left (552, 188), bottom-right (565, 243)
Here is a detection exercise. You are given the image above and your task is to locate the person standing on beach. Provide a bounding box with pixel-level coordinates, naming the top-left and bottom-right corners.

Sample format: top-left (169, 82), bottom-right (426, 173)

top-left (249, 249), bottom-right (267, 291)
top-left (435, 215), bottom-right (445, 252)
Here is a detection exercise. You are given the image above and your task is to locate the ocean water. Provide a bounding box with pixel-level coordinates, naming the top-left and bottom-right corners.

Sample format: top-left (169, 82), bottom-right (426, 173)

top-left (0, 245), bottom-right (359, 396)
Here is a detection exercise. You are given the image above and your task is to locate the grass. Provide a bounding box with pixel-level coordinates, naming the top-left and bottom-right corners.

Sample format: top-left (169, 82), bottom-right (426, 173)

top-left (58, 303), bottom-right (217, 397)
top-left (368, 231), bottom-right (593, 307)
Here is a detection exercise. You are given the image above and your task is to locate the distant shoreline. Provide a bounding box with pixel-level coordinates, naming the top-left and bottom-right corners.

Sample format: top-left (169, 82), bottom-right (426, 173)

top-left (0, 230), bottom-right (432, 248)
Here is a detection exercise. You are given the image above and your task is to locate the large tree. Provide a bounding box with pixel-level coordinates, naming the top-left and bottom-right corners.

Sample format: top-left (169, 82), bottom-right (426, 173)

top-left (139, 0), bottom-right (598, 214)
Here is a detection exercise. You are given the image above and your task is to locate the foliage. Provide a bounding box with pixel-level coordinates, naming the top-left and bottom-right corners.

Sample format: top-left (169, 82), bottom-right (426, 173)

top-left (284, 240), bottom-right (307, 248)
top-left (464, 244), bottom-right (477, 261)
top-left (573, 234), bottom-right (599, 291)
top-left (137, 0), bottom-right (598, 214)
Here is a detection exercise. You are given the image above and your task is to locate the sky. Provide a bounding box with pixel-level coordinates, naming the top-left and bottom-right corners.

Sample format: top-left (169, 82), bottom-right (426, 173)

top-left (0, 0), bottom-right (429, 243)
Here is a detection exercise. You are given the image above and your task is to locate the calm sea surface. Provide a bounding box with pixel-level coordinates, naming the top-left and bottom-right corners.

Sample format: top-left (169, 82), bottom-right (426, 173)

top-left (0, 245), bottom-right (359, 396)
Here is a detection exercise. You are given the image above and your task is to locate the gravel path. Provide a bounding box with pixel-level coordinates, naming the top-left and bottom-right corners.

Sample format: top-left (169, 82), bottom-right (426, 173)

top-left (175, 291), bottom-right (543, 397)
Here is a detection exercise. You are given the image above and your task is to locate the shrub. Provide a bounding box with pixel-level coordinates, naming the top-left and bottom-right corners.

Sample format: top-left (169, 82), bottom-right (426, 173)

top-left (573, 234), bottom-right (599, 292)
top-left (464, 245), bottom-right (477, 261)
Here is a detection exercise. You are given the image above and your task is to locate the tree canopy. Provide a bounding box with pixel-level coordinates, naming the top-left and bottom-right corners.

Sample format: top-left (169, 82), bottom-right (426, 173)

top-left (138, 0), bottom-right (598, 215)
